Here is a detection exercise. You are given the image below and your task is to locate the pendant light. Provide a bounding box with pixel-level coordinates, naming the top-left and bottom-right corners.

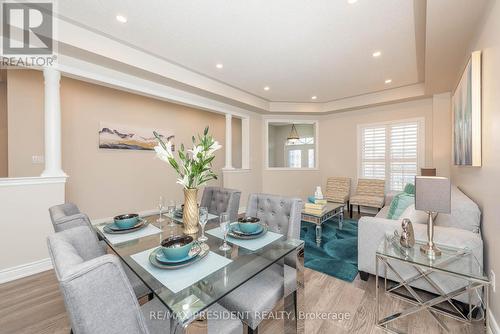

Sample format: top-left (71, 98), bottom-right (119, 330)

top-left (287, 124), bottom-right (300, 142)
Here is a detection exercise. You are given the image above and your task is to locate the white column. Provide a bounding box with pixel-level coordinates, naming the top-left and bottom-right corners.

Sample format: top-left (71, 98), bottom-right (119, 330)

top-left (41, 68), bottom-right (66, 177)
top-left (224, 113), bottom-right (233, 169)
top-left (241, 117), bottom-right (250, 169)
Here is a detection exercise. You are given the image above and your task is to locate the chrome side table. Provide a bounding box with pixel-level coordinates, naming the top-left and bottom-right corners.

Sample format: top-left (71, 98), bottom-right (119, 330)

top-left (375, 235), bottom-right (489, 333)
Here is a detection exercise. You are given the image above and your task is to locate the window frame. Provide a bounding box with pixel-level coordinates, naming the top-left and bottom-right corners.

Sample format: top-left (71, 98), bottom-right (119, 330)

top-left (264, 119), bottom-right (319, 170)
top-left (357, 117), bottom-right (425, 191)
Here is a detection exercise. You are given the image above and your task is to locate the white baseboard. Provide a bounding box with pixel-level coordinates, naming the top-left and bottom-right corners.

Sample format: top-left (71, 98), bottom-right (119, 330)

top-left (0, 258), bottom-right (52, 284)
top-left (489, 309), bottom-right (500, 334)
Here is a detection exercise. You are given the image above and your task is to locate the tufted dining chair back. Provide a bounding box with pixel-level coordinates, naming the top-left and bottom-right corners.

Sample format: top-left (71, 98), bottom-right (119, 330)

top-left (245, 193), bottom-right (303, 240)
top-left (201, 187), bottom-right (241, 222)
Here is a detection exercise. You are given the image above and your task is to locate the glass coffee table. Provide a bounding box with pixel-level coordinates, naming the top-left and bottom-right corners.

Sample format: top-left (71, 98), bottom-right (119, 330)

top-left (376, 234), bottom-right (489, 333)
top-left (301, 202), bottom-right (344, 244)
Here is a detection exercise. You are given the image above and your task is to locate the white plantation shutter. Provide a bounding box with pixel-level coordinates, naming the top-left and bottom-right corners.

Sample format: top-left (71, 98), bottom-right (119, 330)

top-left (360, 119), bottom-right (422, 191)
top-left (390, 123), bottom-right (418, 191)
top-left (361, 126), bottom-right (386, 179)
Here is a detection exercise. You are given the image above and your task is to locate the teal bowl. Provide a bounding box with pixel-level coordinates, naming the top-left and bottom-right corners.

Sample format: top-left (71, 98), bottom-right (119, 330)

top-left (161, 235), bottom-right (194, 261)
top-left (114, 214), bottom-right (139, 229)
top-left (237, 217), bottom-right (261, 233)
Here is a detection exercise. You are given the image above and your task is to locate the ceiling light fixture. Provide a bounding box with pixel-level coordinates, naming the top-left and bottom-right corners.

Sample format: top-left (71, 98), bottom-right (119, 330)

top-left (347, 0), bottom-right (358, 4)
top-left (311, 96), bottom-right (317, 100)
top-left (116, 15), bottom-right (127, 23)
top-left (216, 63), bottom-right (223, 69)
top-left (385, 79), bottom-right (392, 84)
top-left (372, 51), bottom-right (382, 58)
top-left (264, 86), bottom-right (270, 91)
top-left (287, 124), bottom-right (300, 142)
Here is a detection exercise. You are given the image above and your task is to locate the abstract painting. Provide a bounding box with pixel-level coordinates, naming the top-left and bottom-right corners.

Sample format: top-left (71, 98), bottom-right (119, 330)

top-left (452, 51), bottom-right (482, 166)
top-left (99, 122), bottom-right (174, 151)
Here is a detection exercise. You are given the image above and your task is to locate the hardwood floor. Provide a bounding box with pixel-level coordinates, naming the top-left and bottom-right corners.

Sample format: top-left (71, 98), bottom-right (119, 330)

top-left (0, 267), bottom-right (484, 334)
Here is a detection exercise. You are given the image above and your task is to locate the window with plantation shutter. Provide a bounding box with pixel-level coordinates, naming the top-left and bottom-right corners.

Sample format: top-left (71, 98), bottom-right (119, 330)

top-left (359, 119), bottom-right (424, 191)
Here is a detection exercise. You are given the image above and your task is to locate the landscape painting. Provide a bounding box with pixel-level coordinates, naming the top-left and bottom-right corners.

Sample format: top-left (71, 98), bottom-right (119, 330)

top-left (99, 122), bottom-right (174, 151)
top-left (452, 51), bottom-right (482, 166)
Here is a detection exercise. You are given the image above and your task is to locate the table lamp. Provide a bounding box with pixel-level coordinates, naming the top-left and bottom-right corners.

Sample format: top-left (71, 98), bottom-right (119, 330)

top-left (415, 176), bottom-right (451, 258)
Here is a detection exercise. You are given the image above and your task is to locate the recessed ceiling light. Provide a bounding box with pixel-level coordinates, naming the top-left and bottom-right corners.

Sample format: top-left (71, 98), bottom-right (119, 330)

top-left (311, 96), bottom-right (317, 100)
top-left (347, 0), bottom-right (358, 4)
top-left (372, 51), bottom-right (382, 58)
top-left (385, 79), bottom-right (392, 84)
top-left (116, 15), bottom-right (127, 23)
top-left (216, 63), bottom-right (223, 69)
top-left (264, 86), bottom-right (270, 91)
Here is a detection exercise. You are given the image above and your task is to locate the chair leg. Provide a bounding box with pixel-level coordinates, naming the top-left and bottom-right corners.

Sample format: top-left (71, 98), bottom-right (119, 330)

top-left (347, 200), bottom-right (350, 213)
top-left (359, 271), bottom-right (370, 281)
top-left (349, 205), bottom-right (353, 219)
top-left (357, 205), bottom-right (360, 215)
top-left (248, 325), bottom-right (259, 334)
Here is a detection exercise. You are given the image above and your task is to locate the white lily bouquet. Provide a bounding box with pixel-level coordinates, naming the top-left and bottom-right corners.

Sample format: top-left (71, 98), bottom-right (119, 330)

top-left (153, 126), bottom-right (221, 233)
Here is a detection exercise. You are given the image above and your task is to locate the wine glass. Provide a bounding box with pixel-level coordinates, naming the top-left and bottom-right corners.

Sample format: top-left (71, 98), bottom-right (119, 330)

top-left (157, 196), bottom-right (166, 223)
top-left (219, 212), bottom-right (231, 251)
top-left (198, 207), bottom-right (209, 242)
top-left (167, 200), bottom-right (177, 227)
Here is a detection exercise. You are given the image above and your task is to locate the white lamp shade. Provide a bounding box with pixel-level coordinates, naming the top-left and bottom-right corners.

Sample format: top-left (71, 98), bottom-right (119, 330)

top-left (415, 176), bottom-right (451, 213)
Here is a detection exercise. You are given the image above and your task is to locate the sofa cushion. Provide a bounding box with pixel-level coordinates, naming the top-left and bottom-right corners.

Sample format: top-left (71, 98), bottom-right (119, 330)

top-left (434, 186), bottom-right (481, 233)
top-left (387, 193), bottom-right (414, 219)
top-left (403, 183), bottom-right (415, 195)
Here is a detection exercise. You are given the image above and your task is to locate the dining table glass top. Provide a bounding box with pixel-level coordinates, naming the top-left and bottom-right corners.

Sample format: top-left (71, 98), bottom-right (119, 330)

top-left (94, 214), bottom-right (303, 327)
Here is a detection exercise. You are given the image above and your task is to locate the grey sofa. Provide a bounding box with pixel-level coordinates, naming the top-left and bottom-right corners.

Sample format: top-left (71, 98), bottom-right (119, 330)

top-left (201, 186), bottom-right (241, 222)
top-left (219, 193), bottom-right (303, 333)
top-left (358, 186), bottom-right (483, 304)
top-left (48, 203), bottom-right (151, 299)
top-left (47, 226), bottom-right (243, 334)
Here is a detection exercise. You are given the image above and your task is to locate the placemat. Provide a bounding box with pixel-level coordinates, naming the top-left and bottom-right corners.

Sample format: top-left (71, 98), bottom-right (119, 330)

top-left (206, 226), bottom-right (284, 251)
top-left (97, 224), bottom-right (162, 245)
top-left (131, 247), bottom-right (232, 293)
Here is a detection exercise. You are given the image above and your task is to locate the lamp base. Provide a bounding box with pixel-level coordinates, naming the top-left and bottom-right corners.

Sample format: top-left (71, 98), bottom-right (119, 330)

top-left (420, 243), bottom-right (442, 259)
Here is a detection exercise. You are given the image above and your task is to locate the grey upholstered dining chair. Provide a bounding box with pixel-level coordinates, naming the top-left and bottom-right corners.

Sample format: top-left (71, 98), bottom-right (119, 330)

top-left (219, 193), bottom-right (303, 334)
top-left (47, 226), bottom-right (243, 334)
top-left (48, 203), bottom-right (151, 300)
top-left (49, 203), bottom-right (93, 232)
top-left (200, 186), bottom-right (241, 222)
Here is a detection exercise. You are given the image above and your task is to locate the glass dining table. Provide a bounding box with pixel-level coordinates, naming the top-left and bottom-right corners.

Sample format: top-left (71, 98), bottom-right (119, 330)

top-left (95, 213), bottom-right (305, 334)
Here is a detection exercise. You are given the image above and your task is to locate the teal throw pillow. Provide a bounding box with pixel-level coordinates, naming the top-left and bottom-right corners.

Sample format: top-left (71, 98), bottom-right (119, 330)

top-left (403, 183), bottom-right (415, 195)
top-left (387, 193), bottom-right (415, 219)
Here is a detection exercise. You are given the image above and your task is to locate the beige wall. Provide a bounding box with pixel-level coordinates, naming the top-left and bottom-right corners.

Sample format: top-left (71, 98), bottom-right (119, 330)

top-left (0, 80), bottom-right (7, 177)
top-left (7, 70), bottom-right (45, 177)
top-left (232, 117), bottom-right (242, 169)
top-left (450, 0), bottom-right (500, 320)
top-left (263, 98), bottom-right (441, 200)
top-left (6, 70), bottom-right (242, 219)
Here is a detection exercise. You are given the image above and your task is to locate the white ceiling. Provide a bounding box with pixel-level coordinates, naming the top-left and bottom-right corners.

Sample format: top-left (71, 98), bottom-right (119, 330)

top-left (55, 0), bottom-right (423, 103)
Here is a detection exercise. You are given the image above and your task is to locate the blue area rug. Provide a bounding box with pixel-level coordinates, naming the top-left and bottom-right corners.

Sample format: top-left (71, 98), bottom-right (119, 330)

top-left (300, 218), bottom-right (358, 282)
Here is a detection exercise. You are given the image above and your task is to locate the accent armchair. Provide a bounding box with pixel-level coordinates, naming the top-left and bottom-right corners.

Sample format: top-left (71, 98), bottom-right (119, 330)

top-left (325, 177), bottom-right (351, 210)
top-left (349, 178), bottom-right (385, 218)
top-left (201, 186), bottom-right (241, 222)
top-left (219, 193), bottom-right (303, 334)
top-left (47, 226), bottom-right (243, 334)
